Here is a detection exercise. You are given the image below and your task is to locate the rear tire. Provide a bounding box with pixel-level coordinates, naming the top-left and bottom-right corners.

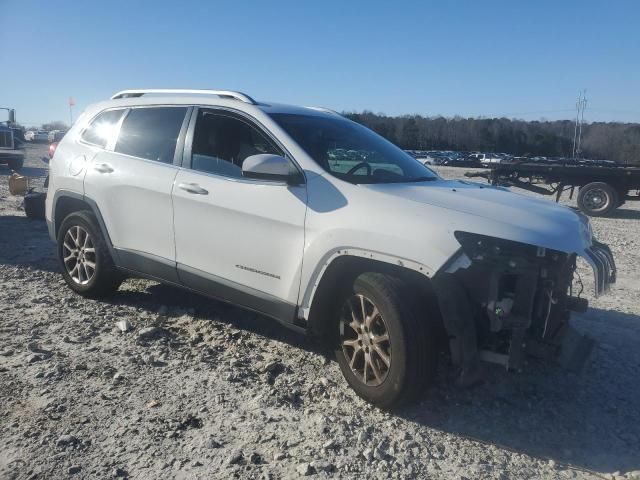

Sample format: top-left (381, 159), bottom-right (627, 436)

top-left (57, 210), bottom-right (122, 298)
top-left (333, 272), bottom-right (436, 409)
top-left (577, 182), bottom-right (618, 217)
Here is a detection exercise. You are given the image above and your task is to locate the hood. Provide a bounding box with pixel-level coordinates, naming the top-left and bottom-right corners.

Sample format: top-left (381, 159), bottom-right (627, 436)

top-left (361, 178), bottom-right (593, 255)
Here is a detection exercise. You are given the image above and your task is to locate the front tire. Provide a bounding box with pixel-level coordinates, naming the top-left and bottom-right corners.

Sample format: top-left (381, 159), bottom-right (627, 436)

top-left (57, 211), bottom-right (122, 298)
top-left (334, 273), bottom-right (435, 409)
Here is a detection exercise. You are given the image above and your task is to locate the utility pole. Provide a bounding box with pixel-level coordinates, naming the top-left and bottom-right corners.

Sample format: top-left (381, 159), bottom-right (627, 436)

top-left (572, 90), bottom-right (587, 159)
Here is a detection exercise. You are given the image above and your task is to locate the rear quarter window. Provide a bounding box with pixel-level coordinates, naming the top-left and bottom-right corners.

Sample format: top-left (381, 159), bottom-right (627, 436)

top-left (114, 107), bottom-right (187, 164)
top-left (81, 109), bottom-right (125, 148)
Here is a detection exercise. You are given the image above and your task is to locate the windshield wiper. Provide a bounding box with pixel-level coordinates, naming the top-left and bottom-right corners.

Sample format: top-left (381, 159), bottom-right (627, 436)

top-left (404, 176), bottom-right (438, 182)
top-left (350, 176), bottom-right (438, 185)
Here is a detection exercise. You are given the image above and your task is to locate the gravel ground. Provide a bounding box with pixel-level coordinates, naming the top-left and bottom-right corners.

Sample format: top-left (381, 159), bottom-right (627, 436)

top-left (1, 145), bottom-right (639, 480)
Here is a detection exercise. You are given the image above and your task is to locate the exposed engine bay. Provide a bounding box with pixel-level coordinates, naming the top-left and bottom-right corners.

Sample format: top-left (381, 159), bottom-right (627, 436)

top-left (434, 231), bottom-right (616, 376)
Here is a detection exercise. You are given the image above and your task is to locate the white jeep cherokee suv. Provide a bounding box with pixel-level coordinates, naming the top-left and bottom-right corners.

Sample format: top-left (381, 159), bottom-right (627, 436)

top-left (45, 89), bottom-right (616, 408)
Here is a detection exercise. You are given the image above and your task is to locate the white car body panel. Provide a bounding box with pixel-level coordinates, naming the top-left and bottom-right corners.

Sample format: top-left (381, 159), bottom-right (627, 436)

top-left (172, 169), bottom-right (307, 303)
top-left (296, 175), bottom-right (595, 312)
top-left (83, 150), bottom-right (179, 261)
top-left (44, 122), bottom-right (91, 226)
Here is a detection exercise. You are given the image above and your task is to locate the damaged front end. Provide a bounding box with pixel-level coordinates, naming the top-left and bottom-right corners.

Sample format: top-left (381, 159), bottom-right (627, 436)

top-left (436, 231), bottom-right (616, 374)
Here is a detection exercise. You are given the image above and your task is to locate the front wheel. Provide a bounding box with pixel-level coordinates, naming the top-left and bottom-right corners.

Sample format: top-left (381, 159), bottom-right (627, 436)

top-left (577, 182), bottom-right (618, 217)
top-left (57, 211), bottom-right (122, 298)
top-left (334, 273), bottom-right (436, 409)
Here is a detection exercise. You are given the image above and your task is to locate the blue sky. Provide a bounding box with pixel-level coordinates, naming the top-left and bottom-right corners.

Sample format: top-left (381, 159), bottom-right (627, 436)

top-left (1, 0), bottom-right (639, 127)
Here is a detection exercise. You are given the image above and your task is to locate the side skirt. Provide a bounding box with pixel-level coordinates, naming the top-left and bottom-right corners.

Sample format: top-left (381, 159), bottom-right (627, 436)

top-left (112, 248), bottom-right (303, 332)
top-left (177, 263), bottom-right (300, 329)
top-left (115, 248), bottom-right (180, 284)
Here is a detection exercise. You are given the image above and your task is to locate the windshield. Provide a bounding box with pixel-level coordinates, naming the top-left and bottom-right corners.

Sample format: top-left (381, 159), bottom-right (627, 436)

top-left (270, 113), bottom-right (438, 184)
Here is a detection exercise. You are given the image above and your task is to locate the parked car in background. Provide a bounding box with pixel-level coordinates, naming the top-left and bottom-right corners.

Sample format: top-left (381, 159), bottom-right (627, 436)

top-left (417, 154), bottom-right (438, 165)
top-left (33, 130), bottom-right (50, 143)
top-left (48, 130), bottom-right (67, 143)
top-left (442, 155), bottom-right (484, 168)
top-left (418, 153), bottom-right (447, 165)
top-left (469, 152), bottom-right (504, 165)
top-left (24, 130), bottom-right (35, 141)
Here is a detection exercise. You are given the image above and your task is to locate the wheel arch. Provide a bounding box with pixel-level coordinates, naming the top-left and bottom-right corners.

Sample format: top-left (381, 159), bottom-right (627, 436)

top-left (51, 190), bottom-right (118, 260)
top-left (303, 251), bottom-right (442, 338)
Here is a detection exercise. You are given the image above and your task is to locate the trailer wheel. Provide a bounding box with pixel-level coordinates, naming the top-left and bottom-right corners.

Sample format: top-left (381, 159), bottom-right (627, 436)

top-left (577, 182), bottom-right (618, 217)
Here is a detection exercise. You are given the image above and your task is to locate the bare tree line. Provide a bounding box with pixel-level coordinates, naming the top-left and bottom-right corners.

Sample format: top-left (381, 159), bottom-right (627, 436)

top-left (345, 112), bottom-right (640, 165)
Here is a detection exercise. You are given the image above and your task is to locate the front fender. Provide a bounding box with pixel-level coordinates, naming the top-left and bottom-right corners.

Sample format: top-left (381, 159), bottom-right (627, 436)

top-left (297, 247), bottom-right (433, 319)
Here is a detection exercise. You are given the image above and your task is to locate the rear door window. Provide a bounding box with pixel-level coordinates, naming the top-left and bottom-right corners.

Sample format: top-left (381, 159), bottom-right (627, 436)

top-left (81, 109), bottom-right (125, 148)
top-left (115, 107), bottom-right (187, 164)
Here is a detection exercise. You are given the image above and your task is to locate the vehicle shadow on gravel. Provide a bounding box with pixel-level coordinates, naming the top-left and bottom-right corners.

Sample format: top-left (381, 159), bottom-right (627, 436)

top-left (109, 282), bottom-right (320, 354)
top-left (401, 307), bottom-right (640, 475)
top-left (607, 208), bottom-right (640, 220)
top-left (0, 215), bottom-right (58, 273)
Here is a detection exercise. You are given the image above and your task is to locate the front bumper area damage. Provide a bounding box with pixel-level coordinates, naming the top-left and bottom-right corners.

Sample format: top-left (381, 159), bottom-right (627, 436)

top-left (584, 240), bottom-right (617, 296)
top-left (435, 232), bottom-right (616, 376)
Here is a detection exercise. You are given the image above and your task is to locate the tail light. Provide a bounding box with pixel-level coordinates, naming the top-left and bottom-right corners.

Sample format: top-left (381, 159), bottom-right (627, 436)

top-left (48, 142), bottom-right (58, 159)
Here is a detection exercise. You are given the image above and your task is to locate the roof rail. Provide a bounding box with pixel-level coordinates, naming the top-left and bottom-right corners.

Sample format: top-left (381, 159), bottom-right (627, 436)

top-left (306, 106), bottom-right (340, 115)
top-left (110, 89), bottom-right (257, 105)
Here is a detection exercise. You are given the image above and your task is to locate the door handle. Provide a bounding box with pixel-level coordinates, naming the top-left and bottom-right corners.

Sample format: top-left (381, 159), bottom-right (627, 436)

top-left (178, 182), bottom-right (209, 195)
top-left (94, 163), bottom-right (114, 173)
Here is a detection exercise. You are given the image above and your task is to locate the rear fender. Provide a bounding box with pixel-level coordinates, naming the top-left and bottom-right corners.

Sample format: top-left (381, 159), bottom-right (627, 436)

top-left (50, 190), bottom-right (119, 262)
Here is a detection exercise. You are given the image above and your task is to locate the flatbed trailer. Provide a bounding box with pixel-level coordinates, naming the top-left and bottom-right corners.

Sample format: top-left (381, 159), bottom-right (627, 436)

top-left (465, 161), bottom-right (640, 216)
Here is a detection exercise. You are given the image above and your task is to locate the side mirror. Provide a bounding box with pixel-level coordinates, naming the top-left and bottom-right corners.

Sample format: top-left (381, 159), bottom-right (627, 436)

top-left (8, 109), bottom-right (15, 124)
top-left (242, 154), bottom-right (303, 185)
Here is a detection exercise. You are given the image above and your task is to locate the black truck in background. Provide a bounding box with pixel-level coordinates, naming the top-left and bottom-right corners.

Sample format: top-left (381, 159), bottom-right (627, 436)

top-left (0, 108), bottom-right (25, 170)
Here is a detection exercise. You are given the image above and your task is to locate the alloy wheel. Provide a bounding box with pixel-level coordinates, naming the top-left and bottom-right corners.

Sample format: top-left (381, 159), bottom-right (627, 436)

top-left (340, 294), bottom-right (392, 386)
top-left (62, 225), bottom-right (96, 285)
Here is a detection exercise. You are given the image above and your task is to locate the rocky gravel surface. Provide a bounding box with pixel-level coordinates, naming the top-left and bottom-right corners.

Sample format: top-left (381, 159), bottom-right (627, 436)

top-left (1, 145), bottom-right (639, 479)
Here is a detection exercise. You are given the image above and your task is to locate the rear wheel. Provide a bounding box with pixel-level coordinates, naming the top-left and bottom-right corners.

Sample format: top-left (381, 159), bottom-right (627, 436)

top-left (57, 211), bottom-right (122, 298)
top-left (577, 182), bottom-right (618, 217)
top-left (333, 272), bottom-right (436, 409)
